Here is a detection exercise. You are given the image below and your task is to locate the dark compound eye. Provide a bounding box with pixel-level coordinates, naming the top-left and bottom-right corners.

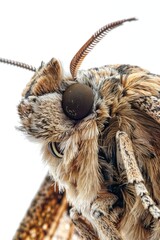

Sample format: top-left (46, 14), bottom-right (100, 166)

top-left (48, 142), bottom-right (63, 158)
top-left (62, 83), bottom-right (94, 120)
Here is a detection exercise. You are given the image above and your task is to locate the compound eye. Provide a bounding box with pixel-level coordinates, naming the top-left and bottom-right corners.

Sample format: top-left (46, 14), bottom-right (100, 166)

top-left (62, 83), bottom-right (94, 120)
top-left (48, 142), bottom-right (63, 158)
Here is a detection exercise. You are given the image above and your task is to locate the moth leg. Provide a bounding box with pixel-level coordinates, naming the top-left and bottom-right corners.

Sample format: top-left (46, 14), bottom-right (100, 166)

top-left (90, 194), bottom-right (123, 240)
top-left (116, 131), bottom-right (160, 219)
top-left (70, 207), bottom-right (99, 240)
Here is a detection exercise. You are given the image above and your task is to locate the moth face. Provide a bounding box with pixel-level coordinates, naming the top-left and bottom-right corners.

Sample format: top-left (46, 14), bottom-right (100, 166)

top-left (17, 18), bottom-right (137, 208)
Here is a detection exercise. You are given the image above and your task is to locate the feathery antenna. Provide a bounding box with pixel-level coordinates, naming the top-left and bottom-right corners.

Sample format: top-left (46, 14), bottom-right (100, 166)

top-left (70, 18), bottom-right (137, 78)
top-left (0, 57), bottom-right (36, 72)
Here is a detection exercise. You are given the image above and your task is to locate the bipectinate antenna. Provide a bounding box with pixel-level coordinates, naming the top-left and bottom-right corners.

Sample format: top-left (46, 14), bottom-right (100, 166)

top-left (70, 18), bottom-right (137, 79)
top-left (0, 57), bottom-right (36, 72)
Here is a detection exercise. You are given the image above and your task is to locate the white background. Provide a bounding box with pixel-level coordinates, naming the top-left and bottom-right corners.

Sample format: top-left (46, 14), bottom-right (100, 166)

top-left (0, 1), bottom-right (160, 239)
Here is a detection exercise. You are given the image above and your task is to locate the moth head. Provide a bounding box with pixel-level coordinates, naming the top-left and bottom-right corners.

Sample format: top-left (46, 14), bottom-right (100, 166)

top-left (1, 18), bottom-right (137, 206)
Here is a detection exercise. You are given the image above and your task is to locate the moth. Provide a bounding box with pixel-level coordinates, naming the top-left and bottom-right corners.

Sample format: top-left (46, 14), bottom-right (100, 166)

top-left (2, 18), bottom-right (160, 240)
